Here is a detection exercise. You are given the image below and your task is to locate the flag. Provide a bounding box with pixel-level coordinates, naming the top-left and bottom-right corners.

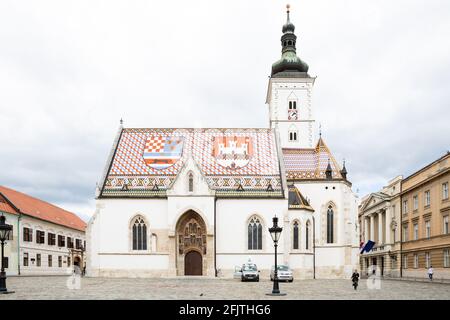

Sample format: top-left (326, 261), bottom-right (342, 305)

top-left (360, 240), bottom-right (375, 254)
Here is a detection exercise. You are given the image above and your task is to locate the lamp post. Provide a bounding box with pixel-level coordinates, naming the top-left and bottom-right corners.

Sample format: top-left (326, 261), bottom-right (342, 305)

top-left (266, 215), bottom-right (286, 296)
top-left (0, 214), bottom-right (14, 294)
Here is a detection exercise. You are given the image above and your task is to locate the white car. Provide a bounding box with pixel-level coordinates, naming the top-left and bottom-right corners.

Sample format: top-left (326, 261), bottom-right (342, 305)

top-left (270, 265), bottom-right (293, 282)
top-left (234, 263), bottom-right (260, 282)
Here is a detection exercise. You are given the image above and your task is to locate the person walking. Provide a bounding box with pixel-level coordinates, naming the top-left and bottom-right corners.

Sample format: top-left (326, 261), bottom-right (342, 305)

top-left (428, 266), bottom-right (434, 281)
top-left (351, 269), bottom-right (360, 290)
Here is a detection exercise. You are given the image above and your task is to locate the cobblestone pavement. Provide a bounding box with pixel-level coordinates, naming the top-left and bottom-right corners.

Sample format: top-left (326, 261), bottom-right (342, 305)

top-left (1, 276), bottom-right (450, 300)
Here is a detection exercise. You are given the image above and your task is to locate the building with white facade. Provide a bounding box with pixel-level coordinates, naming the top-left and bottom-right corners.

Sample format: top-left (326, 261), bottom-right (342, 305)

top-left (87, 6), bottom-right (360, 279)
top-left (0, 186), bottom-right (86, 276)
top-left (359, 176), bottom-right (402, 277)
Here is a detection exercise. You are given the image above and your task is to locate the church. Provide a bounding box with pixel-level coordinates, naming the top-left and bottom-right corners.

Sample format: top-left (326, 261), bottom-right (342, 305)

top-left (86, 6), bottom-right (360, 279)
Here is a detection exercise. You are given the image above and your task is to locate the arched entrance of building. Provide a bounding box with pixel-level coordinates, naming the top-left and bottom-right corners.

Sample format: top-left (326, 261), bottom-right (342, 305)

top-left (74, 257), bottom-right (81, 267)
top-left (184, 250), bottom-right (202, 275)
top-left (176, 210), bottom-right (207, 276)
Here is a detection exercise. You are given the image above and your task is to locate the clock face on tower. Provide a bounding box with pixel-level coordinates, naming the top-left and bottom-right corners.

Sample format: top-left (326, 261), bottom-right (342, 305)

top-left (288, 109), bottom-right (298, 120)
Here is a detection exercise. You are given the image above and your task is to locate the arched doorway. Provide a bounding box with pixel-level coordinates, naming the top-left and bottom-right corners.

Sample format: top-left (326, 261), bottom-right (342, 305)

top-left (176, 210), bottom-right (207, 276)
top-left (184, 250), bottom-right (202, 275)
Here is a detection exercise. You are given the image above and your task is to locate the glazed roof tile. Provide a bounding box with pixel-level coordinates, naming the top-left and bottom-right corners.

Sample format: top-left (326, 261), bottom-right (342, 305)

top-left (101, 128), bottom-right (283, 197)
top-left (283, 137), bottom-right (344, 181)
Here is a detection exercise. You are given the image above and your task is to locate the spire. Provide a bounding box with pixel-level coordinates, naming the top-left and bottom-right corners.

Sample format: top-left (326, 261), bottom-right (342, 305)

top-left (271, 4), bottom-right (309, 77)
top-left (340, 159), bottom-right (348, 180)
top-left (325, 158), bottom-right (333, 180)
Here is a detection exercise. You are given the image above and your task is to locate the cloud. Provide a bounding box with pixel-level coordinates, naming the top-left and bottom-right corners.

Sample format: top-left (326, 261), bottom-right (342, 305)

top-left (0, 0), bottom-right (449, 217)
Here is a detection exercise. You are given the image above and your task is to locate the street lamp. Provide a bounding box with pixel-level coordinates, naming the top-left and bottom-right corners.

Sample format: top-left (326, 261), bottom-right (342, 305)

top-left (0, 214), bottom-right (14, 294)
top-left (266, 215), bottom-right (286, 296)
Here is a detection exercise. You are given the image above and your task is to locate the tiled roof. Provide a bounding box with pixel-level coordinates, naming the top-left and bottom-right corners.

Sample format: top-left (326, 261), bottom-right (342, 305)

top-left (0, 186), bottom-right (86, 232)
top-left (0, 194), bottom-right (18, 215)
top-left (101, 128), bottom-right (283, 197)
top-left (283, 137), bottom-right (343, 181)
top-left (288, 185), bottom-right (314, 211)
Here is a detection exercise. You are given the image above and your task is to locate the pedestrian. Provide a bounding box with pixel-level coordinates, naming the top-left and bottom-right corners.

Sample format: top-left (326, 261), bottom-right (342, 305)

top-left (428, 266), bottom-right (434, 281)
top-left (351, 269), bottom-right (360, 290)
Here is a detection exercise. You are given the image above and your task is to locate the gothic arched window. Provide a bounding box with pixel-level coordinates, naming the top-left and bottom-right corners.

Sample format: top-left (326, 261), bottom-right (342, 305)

top-left (327, 206), bottom-right (334, 244)
top-left (293, 221), bottom-right (299, 249)
top-left (132, 216), bottom-right (147, 250)
top-left (188, 172), bottom-right (194, 192)
top-left (306, 220), bottom-right (310, 250)
top-left (248, 216), bottom-right (262, 250)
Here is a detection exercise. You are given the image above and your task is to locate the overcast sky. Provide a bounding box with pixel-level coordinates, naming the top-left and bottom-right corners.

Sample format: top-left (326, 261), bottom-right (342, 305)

top-left (1, 0), bottom-right (449, 221)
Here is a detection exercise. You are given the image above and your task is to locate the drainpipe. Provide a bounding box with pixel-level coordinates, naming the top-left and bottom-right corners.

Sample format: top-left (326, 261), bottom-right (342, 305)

top-left (17, 213), bottom-right (21, 275)
top-left (313, 216), bottom-right (316, 279)
top-left (214, 197), bottom-right (217, 277)
top-left (400, 204), bottom-right (403, 278)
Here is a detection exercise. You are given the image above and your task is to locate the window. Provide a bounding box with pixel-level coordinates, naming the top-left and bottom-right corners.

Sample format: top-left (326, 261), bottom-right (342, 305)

top-left (425, 220), bottom-right (431, 238)
top-left (444, 216), bottom-right (449, 235)
top-left (36, 230), bottom-right (45, 244)
top-left (413, 195), bottom-right (418, 211)
top-left (293, 221), bottom-right (299, 249)
top-left (444, 249), bottom-right (450, 268)
top-left (23, 253), bottom-right (29, 267)
top-left (403, 255), bottom-right (408, 269)
top-left (306, 221), bottom-right (310, 250)
top-left (188, 173), bottom-right (194, 192)
top-left (48, 233), bottom-right (56, 246)
top-left (132, 216), bottom-right (147, 250)
top-left (76, 239), bottom-right (82, 249)
top-left (289, 131), bottom-right (298, 142)
top-left (248, 216), bottom-right (262, 250)
top-left (67, 237), bottom-right (74, 248)
top-left (288, 101), bottom-right (297, 110)
top-left (3, 257), bottom-right (8, 269)
top-left (327, 206), bottom-right (334, 243)
top-left (403, 225), bottom-right (409, 241)
top-left (413, 223), bottom-right (419, 240)
top-left (414, 254), bottom-right (419, 268)
top-left (58, 256), bottom-right (62, 268)
top-left (443, 182), bottom-right (449, 200)
top-left (58, 235), bottom-right (65, 247)
top-left (36, 254), bottom-right (41, 267)
top-left (403, 200), bottom-right (408, 214)
top-left (425, 252), bottom-right (431, 268)
top-left (424, 190), bottom-right (431, 207)
top-left (23, 227), bottom-right (33, 242)
top-left (67, 256), bottom-right (71, 267)
top-left (48, 255), bottom-right (52, 267)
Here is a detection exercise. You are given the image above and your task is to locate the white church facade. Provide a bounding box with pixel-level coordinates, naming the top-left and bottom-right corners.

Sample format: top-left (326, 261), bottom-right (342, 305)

top-left (86, 7), bottom-right (360, 279)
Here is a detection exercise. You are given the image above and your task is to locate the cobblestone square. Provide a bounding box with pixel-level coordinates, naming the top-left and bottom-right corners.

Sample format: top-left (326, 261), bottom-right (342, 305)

top-left (1, 276), bottom-right (449, 300)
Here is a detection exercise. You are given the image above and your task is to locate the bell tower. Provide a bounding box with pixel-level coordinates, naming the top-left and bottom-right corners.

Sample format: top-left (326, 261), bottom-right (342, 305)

top-left (266, 4), bottom-right (316, 149)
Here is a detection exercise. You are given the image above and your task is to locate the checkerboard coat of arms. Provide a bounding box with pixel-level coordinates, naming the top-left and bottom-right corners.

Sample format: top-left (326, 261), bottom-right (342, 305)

top-left (212, 136), bottom-right (253, 169)
top-left (143, 136), bottom-right (184, 170)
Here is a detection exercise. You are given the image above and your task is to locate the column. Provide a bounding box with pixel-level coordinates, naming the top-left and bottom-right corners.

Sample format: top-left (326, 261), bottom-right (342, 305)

top-left (370, 214), bottom-right (375, 242)
top-left (385, 207), bottom-right (391, 244)
top-left (364, 217), bottom-right (369, 242)
top-left (378, 211), bottom-right (383, 245)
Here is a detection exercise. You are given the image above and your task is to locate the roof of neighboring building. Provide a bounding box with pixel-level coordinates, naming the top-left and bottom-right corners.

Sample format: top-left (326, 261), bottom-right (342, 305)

top-left (0, 193), bottom-right (18, 215)
top-left (0, 186), bottom-right (86, 232)
top-left (100, 128), bottom-right (284, 198)
top-left (402, 151), bottom-right (450, 183)
top-left (283, 137), bottom-right (346, 182)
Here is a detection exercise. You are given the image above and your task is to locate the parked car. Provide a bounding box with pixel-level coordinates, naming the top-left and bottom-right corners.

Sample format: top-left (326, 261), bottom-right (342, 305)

top-left (240, 263), bottom-right (260, 282)
top-left (270, 265), bottom-right (293, 282)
